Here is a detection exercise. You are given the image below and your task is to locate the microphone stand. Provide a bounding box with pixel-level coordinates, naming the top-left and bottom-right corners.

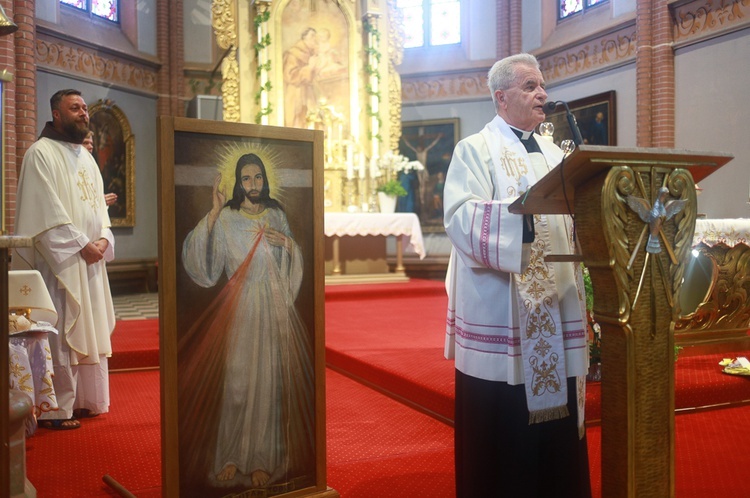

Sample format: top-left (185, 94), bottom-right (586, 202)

top-left (561, 101), bottom-right (584, 145)
top-left (543, 100), bottom-right (585, 146)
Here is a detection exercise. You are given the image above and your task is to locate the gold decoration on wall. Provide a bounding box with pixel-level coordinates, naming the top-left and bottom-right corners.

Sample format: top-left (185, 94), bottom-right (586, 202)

top-left (537, 23), bottom-right (637, 86)
top-left (35, 37), bottom-right (157, 94)
top-left (88, 100), bottom-right (136, 227)
top-left (212, 0), bottom-right (240, 122)
top-left (673, 0), bottom-right (750, 46)
top-left (401, 71), bottom-right (487, 104)
top-left (386, 0), bottom-right (403, 152)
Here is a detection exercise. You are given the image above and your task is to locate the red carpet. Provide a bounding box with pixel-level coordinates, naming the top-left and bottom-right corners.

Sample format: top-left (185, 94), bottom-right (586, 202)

top-left (24, 366), bottom-right (750, 497)
top-left (324, 279), bottom-right (750, 424)
top-left (25, 279), bottom-right (750, 497)
top-left (325, 279), bottom-right (454, 423)
top-left (109, 319), bottom-right (159, 371)
top-left (26, 370), bottom-right (162, 497)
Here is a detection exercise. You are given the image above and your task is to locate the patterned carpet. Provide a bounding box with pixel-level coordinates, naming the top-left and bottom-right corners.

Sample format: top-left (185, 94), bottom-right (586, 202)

top-left (112, 292), bottom-right (159, 321)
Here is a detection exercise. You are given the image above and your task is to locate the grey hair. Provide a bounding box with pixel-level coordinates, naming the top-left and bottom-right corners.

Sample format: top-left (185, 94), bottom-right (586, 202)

top-left (488, 53), bottom-right (540, 109)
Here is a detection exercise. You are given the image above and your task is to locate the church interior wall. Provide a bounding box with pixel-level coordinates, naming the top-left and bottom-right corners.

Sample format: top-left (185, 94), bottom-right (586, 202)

top-left (136, 0), bottom-right (158, 57)
top-left (674, 29), bottom-right (750, 219)
top-left (183, 0), bottom-right (215, 65)
top-left (544, 63), bottom-right (637, 149)
top-left (35, 71), bottom-right (160, 260)
top-left (14, 0), bottom-right (750, 266)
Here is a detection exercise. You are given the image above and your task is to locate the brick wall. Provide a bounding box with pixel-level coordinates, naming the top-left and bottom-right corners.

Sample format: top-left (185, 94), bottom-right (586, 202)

top-left (631, 0), bottom-right (675, 148)
top-left (157, 0), bottom-right (184, 117)
top-left (3, 0), bottom-right (37, 233)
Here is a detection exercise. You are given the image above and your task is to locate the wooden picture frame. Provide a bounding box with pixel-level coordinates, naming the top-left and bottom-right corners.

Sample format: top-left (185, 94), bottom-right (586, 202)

top-left (398, 118), bottom-right (459, 233)
top-left (545, 91), bottom-right (616, 146)
top-left (157, 117), bottom-right (332, 498)
top-left (88, 101), bottom-right (136, 227)
top-left (0, 70), bottom-right (8, 233)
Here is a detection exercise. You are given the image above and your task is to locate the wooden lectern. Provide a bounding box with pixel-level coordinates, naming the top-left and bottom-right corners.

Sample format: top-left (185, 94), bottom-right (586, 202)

top-left (509, 145), bottom-right (732, 498)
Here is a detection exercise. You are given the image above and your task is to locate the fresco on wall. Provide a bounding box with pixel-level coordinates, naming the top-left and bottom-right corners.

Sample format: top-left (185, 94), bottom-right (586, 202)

top-left (281, 0), bottom-right (349, 132)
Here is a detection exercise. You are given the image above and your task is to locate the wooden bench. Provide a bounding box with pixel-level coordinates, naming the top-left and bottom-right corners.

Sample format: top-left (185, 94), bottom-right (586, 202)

top-left (107, 258), bottom-right (158, 295)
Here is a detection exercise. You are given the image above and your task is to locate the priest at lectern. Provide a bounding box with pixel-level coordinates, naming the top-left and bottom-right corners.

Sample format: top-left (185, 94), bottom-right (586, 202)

top-left (443, 53), bottom-right (591, 498)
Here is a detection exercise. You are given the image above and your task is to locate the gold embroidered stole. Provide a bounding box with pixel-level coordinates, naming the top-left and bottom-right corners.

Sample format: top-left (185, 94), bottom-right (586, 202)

top-left (480, 122), bottom-right (572, 423)
top-left (516, 152), bottom-right (569, 423)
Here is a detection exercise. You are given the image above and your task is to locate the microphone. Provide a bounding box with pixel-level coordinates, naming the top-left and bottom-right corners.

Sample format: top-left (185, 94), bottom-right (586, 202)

top-left (542, 101), bottom-right (558, 115)
top-left (543, 100), bottom-right (584, 145)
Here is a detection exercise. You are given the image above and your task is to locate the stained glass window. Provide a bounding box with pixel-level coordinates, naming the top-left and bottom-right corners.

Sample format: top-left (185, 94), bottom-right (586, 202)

top-left (60, 0), bottom-right (119, 23)
top-left (397, 0), bottom-right (460, 49)
top-left (559, 0), bottom-right (607, 20)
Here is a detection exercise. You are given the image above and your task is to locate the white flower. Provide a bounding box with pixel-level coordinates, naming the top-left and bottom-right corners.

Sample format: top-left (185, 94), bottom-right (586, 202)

top-left (377, 152), bottom-right (424, 174)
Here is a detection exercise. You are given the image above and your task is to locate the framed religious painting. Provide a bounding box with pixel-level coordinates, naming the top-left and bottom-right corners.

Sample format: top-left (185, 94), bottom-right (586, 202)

top-left (157, 117), bottom-right (335, 498)
top-left (544, 91), bottom-right (616, 147)
top-left (0, 70), bottom-right (8, 233)
top-left (88, 100), bottom-right (136, 227)
top-left (277, 0), bottom-right (352, 131)
top-left (398, 118), bottom-right (459, 233)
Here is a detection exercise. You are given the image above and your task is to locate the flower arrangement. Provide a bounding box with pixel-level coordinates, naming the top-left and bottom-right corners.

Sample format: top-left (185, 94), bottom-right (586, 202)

top-left (372, 151), bottom-right (423, 178)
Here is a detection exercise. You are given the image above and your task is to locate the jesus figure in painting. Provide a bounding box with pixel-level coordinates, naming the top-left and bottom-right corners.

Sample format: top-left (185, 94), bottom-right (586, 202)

top-left (180, 151), bottom-right (315, 494)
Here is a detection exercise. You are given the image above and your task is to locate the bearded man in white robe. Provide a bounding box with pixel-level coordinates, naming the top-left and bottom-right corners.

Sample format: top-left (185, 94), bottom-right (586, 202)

top-left (14, 89), bottom-right (116, 430)
top-left (180, 153), bottom-right (314, 494)
top-left (443, 54), bottom-right (592, 497)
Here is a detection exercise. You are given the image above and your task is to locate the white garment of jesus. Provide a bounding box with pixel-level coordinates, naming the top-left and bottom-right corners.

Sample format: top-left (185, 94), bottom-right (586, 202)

top-left (182, 206), bottom-right (314, 486)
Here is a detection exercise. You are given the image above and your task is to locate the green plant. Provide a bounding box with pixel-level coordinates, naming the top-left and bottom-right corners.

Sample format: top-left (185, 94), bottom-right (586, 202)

top-left (376, 179), bottom-right (407, 197)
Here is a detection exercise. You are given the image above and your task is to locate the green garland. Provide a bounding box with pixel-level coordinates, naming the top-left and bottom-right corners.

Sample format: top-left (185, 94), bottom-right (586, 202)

top-left (363, 18), bottom-right (382, 147)
top-left (254, 10), bottom-right (273, 123)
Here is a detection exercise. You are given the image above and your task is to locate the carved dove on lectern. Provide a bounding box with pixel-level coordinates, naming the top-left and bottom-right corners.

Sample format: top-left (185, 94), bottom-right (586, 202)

top-left (626, 187), bottom-right (687, 254)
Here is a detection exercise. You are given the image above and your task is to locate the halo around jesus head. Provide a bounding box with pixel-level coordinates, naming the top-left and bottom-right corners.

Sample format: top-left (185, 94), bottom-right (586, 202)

top-left (216, 143), bottom-right (282, 202)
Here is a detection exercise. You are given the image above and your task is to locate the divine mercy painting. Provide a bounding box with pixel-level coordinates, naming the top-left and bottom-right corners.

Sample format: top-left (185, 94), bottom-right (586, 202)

top-left (158, 118), bottom-right (325, 498)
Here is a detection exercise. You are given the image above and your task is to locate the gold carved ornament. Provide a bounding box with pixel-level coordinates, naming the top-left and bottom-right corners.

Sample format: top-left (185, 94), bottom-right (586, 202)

top-left (387, 0), bottom-right (404, 152)
top-left (601, 166), bottom-right (696, 326)
top-left (212, 0), bottom-right (240, 122)
top-left (675, 242), bottom-right (750, 332)
top-left (88, 101), bottom-right (136, 227)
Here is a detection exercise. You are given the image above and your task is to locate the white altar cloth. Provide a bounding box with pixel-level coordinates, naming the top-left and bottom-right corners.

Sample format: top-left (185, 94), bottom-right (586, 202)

top-left (9, 324), bottom-right (59, 435)
top-left (324, 212), bottom-right (426, 259)
top-left (693, 218), bottom-right (750, 247)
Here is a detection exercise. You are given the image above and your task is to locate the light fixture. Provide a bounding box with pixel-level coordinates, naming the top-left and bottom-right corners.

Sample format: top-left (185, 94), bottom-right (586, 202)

top-left (539, 121), bottom-right (554, 141)
top-left (0, 4), bottom-right (18, 37)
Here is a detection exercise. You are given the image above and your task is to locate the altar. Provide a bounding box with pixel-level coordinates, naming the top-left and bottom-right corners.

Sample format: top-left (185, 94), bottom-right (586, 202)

top-left (324, 212), bottom-right (425, 284)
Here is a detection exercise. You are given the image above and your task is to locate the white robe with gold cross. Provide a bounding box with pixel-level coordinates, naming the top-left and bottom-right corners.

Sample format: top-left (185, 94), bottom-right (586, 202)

top-left (14, 137), bottom-right (115, 367)
top-left (443, 115), bottom-right (588, 393)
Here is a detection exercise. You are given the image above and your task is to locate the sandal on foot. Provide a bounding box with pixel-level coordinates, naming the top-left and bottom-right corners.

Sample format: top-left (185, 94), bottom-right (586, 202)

top-left (39, 418), bottom-right (81, 430)
top-left (73, 409), bottom-right (100, 418)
